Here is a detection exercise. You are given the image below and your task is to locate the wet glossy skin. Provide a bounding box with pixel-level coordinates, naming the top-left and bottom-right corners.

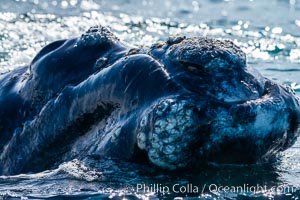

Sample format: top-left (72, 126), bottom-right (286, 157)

top-left (0, 26), bottom-right (299, 175)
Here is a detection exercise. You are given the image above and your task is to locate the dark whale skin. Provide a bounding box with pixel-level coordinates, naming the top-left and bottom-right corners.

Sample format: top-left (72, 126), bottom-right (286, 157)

top-left (0, 26), bottom-right (299, 175)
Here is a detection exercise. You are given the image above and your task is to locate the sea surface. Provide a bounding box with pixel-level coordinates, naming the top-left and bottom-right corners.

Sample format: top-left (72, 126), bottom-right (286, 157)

top-left (0, 0), bottom-right (300, 199)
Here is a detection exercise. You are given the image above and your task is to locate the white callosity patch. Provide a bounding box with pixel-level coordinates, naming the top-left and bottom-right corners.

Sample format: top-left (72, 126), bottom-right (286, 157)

top-left (204, 57), bottom-right (230, 71)
top-left (137, 98), bottom-right (200, 170)
top-left (200, 96), bottom-right (293, 162)
top-left (166, 37), bottom-right (246, 71)
top-left (76, 26), bottom-right (119, 47)
top-left (110, 126), bottom-right (122, 142)
top-left (136, 131), bottom-right (147, 150)
top-left (137, 114), bottom-right (149, 150)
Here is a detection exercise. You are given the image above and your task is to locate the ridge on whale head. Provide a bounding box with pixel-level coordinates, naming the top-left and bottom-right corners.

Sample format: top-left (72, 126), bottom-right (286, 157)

top-left (0, 26), bottom-right (299, 175)
top-left (23, 26), bottom-right (126, 103)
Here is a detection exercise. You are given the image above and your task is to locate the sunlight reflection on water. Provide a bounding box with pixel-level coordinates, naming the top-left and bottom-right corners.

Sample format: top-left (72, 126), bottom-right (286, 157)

top-left (0, 0), bottom-right (300, 199)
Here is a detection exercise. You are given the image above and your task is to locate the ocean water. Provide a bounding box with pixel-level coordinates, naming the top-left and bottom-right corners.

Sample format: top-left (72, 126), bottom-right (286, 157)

top-left (0, 0), bottom-right (300, 199)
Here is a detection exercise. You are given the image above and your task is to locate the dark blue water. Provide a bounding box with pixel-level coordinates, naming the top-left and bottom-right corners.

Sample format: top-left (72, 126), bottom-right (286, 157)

top-left (0, 0), bottom-right (300, 199)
